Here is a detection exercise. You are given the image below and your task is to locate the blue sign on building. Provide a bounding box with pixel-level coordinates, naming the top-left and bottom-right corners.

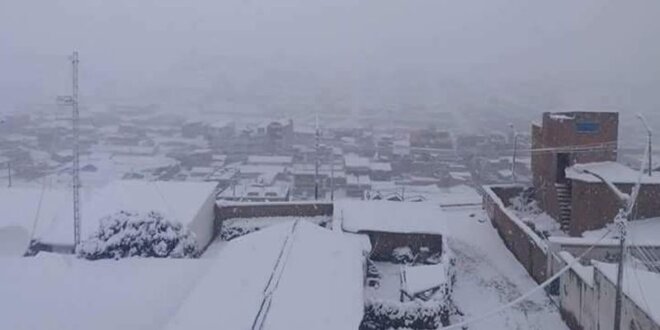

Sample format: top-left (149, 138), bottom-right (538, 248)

top-left (576, 122), bottom-right (600, 133)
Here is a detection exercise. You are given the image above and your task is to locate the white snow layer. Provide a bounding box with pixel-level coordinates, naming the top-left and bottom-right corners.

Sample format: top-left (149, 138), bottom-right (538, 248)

top-left (38, 180), bottom-right (218, 247)
top-left (594, 262), bottom-right (660, 325)
top-left (401, 263), bottom-right (447, 296)
top-left (0, 254), bottom-right (206, 330)
top-left (583, 217), bottom-right (660, 245)
top-left (566, 161), bottom-right (660, 184)
top-left (166, 220), bottom-right (365, 330)
top-left (336, 200), bottom-right (447, 235)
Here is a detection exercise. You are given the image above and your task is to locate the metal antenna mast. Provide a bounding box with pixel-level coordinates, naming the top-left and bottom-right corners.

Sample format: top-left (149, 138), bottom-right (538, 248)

top-left (314, 114), bottom-right (320, 200)
top-left (56, 52), bottom-right (81, 251)
top-left (71, 51), bottom-right (81, 250)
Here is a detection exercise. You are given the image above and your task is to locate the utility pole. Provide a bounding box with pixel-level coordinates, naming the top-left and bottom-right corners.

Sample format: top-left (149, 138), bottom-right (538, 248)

top-left (330, 152), bottom-right (335, 201)
top-left (509, 124), bottom-right (518, 183)
top-left (7, 161), bottom-right (11, 188)
top-left (575, 167), bottom-right (631, 330)
top-left (57, 51), bottom-right (81, 251)
top-left (613, 210), bottom-right (627, 330)
top-left (71, 51), bottom-right (81, 250)
top-left (637, 114), bottom-right (652, 176)
top-left (314, 115), bottom-right (320, 200)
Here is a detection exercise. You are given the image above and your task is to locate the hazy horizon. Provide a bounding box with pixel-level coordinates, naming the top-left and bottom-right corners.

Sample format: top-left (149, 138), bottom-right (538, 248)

top-left (2, 0), bottom-right (660, 116)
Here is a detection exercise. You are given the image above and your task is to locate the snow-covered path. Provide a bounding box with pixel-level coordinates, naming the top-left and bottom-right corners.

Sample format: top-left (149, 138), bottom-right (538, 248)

top-left (444, 207), bottom-right (568, 330)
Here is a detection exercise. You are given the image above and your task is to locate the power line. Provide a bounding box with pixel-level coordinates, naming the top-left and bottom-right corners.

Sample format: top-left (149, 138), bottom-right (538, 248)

top-left (440, 228), bottom-right (614, 330)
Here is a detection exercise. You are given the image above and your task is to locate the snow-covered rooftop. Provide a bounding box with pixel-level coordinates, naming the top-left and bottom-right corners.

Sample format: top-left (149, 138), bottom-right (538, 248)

top-left (344, 154), bottom-right (370, 168)
top-left (583, 217), bottom-right (660, 245)
top-left (565, 161), bottom-right (660, 184)
top-left (336, 200), bottom-right (447, 235)
top-left (370, 162), bottom-right (392, 172)
top-left (0, 254), bottom-right (206, 330)
top-left (38, 181), bottom-right (217, 246)
top-left (594, 262), bottom-right (660, 325)
top-left (166, 221), bottom-right (365, 330)
top-left (247, 155), bottom-right (293, 165)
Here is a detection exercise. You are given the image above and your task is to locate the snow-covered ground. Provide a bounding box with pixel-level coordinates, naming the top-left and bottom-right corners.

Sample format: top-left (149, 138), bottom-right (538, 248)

top-left (445, 207), bottom-right (568, 330)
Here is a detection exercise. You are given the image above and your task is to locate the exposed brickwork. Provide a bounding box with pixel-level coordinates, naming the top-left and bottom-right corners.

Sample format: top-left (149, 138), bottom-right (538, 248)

top-left (531, 112), bottom-right (622, 234)
top-left (570, 181), bottom-right (660, 236)
top-left (484, 185), bottom-right (548, 283)
top-left (214, 202), bottom-right (333, 236)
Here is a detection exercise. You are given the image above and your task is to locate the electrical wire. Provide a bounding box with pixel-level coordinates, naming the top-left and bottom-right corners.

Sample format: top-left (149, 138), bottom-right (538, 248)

top-left (439, 228), bottom-right (614, 330)
top-left (626, 234), bottom-right (654, 325)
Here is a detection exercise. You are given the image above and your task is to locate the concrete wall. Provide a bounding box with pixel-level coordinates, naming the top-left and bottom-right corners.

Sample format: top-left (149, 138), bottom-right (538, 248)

top-left (484, 185), bottom-right (549, 283)
top-left (559, 260), bottom-right (660, 330)
top-left (570, 181), bottom-right (660, 236)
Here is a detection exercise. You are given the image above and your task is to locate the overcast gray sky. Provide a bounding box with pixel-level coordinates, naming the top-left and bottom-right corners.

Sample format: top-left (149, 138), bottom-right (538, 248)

top-left (2, 0), bottom-right (660, 112)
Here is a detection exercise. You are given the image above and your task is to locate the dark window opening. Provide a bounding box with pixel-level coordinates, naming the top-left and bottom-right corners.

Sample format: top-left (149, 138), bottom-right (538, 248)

top-left (556, 153), bottom-right (570, 183)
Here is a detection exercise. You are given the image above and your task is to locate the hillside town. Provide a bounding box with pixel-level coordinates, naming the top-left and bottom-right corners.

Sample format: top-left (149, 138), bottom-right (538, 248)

top-left (1, 106), bottom-right (659, 330)
top-left (2, 1), bottom-right (660, 330)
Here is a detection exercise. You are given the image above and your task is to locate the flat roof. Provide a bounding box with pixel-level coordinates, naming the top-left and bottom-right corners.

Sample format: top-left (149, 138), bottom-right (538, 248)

top-left (566, 161), bottom-right (660, 184)
top-left (336, 200), bottom-right (447, 235)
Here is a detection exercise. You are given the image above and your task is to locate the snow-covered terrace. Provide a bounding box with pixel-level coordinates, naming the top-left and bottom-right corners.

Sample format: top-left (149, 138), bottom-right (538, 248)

top-left (167, 221), bottom-right (366, 330)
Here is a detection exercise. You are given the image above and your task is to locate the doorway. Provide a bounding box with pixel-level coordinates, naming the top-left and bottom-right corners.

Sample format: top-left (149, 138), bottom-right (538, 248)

top-left (556, 153), bottom-right (570, 182)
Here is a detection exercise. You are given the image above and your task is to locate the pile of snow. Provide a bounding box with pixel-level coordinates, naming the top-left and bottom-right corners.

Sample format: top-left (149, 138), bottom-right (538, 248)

top-left (78, 211), bottom-right (198, 260)
top-left (220, 215), bottom-right (330, 241)
top-left (166, 221), bottom-right (366, 330)
top-left (337, 200), bottom-right (447, 235)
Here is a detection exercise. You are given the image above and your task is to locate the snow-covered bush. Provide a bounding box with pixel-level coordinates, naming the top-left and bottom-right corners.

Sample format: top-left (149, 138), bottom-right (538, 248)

top-left (392, 246), bottom-right (414, 264)
top-left (78, 211), bottom-right (198, 260)
top-left (360, 299), bottom-right (450, 330)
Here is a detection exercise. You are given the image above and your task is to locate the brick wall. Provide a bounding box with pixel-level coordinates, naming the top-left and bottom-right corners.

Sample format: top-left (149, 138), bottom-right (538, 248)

top-left (532, 112), bottom-right (618, 220)
top-left (367, 232), bottom-right (443, 261)
top-left (484, 185), bottom-right (549, 283)
top-left (215, 202), bottom-right (333, 237)
top-left (570, 181), bottom-right (660, 236)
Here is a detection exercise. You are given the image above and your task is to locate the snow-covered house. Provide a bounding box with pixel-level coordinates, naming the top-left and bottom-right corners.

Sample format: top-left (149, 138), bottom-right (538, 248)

top-left (336, 200), bottom-right (448, 260)
top-left (166, 221), bottom-right (366, 330)
top-left (37, 181), bottom-right (218, 253)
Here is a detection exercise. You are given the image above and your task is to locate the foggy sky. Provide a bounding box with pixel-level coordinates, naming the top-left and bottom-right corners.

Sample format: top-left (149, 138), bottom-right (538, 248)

top-left (2, 0), bottom-right (660, 113)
